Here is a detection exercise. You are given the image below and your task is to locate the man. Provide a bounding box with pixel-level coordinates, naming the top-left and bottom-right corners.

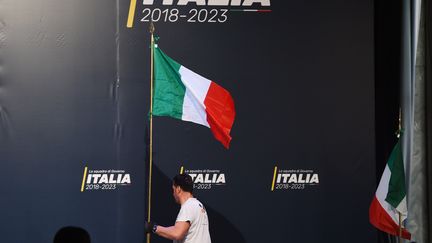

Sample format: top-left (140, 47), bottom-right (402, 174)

top-left (145, 174), bottom-right (212, 243)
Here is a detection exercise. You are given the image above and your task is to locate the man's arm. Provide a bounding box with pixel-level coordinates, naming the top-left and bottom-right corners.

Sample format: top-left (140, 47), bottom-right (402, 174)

top-left (155, 221), bottom-right (190, 241)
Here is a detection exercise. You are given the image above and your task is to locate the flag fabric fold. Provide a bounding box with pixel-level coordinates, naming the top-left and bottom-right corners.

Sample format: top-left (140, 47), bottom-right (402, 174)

top-left (369, 139), bottom-right (411, 240)
top-left (152, 44), bottom-right (235, 148)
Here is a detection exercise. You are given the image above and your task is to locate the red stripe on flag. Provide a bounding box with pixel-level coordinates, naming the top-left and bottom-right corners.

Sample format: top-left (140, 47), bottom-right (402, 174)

top-left (369, 196), bottom-right (411, 240)
top-left (204, 81), bottom-right (235, 149)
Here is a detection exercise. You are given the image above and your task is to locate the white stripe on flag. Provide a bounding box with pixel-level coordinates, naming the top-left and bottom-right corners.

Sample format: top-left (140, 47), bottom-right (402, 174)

top-left (179, 66), bottom-right (211, 127)
top-left (375, 165), bottom-right (407, 224)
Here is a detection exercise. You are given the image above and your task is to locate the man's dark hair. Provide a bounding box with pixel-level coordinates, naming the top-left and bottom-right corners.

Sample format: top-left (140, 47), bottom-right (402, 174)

top-left (173, 174), bottom-right (193, 193)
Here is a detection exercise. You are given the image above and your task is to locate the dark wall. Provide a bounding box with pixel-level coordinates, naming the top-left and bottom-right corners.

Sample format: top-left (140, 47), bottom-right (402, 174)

top-left (0, 1), bottom-right (376, 242)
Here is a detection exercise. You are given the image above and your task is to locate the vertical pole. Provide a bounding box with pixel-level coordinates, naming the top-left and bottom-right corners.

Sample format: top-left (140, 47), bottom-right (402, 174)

top-left (397, 109), bottom-right (402, 243)
top-left (398, 212), bottom-right (403, 243)
top-left (147, 22), bottom-right (155, 243)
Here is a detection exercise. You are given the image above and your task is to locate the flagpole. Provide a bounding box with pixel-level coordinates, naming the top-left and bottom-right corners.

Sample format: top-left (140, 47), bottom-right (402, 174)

top-left (397, 109), bottom-right (402, 243)
top-left (398, 212), bottom-right (403, 243)
top-left (147, 22), bottom-right (155, 243)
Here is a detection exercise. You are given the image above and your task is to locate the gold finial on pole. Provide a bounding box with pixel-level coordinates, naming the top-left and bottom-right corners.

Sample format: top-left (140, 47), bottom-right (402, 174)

top-left (397, 108), bottom-right (402, 138)
top-left (149, 21), bottom-right (155, 34)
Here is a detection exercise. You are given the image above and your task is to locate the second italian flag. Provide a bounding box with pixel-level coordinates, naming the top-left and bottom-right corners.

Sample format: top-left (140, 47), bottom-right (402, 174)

top-left (369, 138), bottom-right (411, 239)
top-left (152, 44), bottom-right (235, 149)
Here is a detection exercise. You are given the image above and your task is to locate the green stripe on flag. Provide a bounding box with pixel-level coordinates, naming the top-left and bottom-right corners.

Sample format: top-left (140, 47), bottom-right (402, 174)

top-left (153, 45), bottom-right (185, 120)
top-left (385, 139), bottom-right (407, 208)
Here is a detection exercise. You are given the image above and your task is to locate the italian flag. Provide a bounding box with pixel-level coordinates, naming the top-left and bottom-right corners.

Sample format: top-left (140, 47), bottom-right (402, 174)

top-left (369, 139), bottom-right (411, 239)
top-left (152, 44), bottom-right (235, 149)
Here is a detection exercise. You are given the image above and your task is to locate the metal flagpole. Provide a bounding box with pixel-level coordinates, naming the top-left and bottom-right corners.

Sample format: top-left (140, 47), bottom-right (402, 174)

top-left (147, 22), bottom-right (155, 243)
top-left (398, 212), bottom-right (403, 243)
top-left (397, 109), bottom-right (402, 243)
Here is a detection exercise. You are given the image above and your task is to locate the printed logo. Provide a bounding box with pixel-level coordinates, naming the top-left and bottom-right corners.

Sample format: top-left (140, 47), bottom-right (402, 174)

top-left (271, 166), bottom-right (319, 191)
top-left (80, 166), bottom-right (131, 192)
top-left (127, 0), bottom-right (272, 28)
top-left (180, 166), bottom-right (226, 190)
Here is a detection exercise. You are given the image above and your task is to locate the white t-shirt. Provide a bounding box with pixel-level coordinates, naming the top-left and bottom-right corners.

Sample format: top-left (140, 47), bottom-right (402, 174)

top-left (175, 198), bottom-right (211, 243)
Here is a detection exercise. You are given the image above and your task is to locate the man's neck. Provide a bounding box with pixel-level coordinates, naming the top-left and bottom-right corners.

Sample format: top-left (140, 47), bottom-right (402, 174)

top-left (179, 193), bottom-right (193, 205)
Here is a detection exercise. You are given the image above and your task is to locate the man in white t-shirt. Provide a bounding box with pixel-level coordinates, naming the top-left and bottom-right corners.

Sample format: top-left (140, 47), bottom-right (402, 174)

top-left (144, 174), bottom-right (212, 243)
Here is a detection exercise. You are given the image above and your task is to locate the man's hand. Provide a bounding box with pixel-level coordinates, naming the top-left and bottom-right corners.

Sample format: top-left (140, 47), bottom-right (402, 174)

top-left (144, 221), bottom-right (157, 234)
top-left (151, 221), bottom-right (190, 241)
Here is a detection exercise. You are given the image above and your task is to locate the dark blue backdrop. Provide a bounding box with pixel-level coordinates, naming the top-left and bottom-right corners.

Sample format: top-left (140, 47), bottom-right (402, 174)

top-left (0, 0), bottom-right (376, 242)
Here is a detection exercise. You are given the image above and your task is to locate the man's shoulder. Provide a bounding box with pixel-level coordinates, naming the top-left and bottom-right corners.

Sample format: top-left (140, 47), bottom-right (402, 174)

top-left (183, 198), bottom-right (204, 209)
